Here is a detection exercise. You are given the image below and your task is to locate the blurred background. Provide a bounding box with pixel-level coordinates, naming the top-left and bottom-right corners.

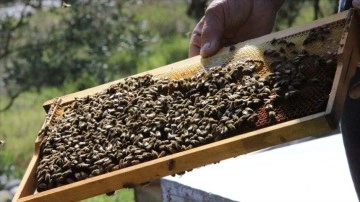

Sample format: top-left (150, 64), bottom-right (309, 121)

top-left (0, 0), bottom-right (341, 201)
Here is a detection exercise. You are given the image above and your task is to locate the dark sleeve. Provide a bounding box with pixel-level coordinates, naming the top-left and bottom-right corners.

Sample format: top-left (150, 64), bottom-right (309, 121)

top-left (341, 68), bottom-right (360, 200)
top-left (338, 0), bottom-right (353, 12)
top-left (338, 0), bottom-right (360, 200)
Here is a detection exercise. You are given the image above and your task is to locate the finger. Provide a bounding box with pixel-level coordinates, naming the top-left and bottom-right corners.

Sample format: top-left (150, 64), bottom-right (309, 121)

top-left (188, 18), bottom-right (204, 57)
top-left (349, 81), bottom-right (360, 99)
top-left (353, 0), bottom-right (360, 9)
top-left (200, 5), bottom-right (224, 58)
top-left (189, 34), bottom-right (201, 57)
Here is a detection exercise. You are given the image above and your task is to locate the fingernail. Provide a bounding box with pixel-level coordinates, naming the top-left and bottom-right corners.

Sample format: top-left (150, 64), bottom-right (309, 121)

top-left (200, 42), bottom-right (211, 56)
top-left (349, 81), bottom-right (360, 99)
top-left (202, 42), bottom-right (211, 50)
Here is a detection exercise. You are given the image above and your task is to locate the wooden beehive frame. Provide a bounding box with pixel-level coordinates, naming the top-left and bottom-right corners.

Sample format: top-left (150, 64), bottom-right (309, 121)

top-left (13, 10), bottom-right (359, 202)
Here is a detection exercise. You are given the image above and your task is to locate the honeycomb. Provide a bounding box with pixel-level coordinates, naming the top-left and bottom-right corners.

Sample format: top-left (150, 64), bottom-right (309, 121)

top-left (35, 19), bottom-right (345, 192)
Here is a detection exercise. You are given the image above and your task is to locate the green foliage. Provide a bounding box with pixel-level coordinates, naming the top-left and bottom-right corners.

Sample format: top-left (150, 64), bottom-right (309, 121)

top-left (0, 90), bottom-right (51, 178)
top-left (0, 151), bottom-right (20, 188)
top-left (274, 0), bottom-right (337, 31)
top-left (132, 1), bottom-right (194, 36)
top-left (136, 34), bottom-right (190, 73)
top-left (0, 0), bottom-right (196, 112)
top-left (0, 85), bottom-right (82, 178)
top-left (130, 1), bottom-right (195, 72)
top-left (0, 0), bottom-right (153, 111)
top-left (81, 189), bottom-right (134, 202)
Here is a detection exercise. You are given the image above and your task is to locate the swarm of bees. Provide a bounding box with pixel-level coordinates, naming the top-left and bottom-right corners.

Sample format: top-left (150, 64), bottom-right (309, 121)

top-left (35, 24), bottom-right (338, 192)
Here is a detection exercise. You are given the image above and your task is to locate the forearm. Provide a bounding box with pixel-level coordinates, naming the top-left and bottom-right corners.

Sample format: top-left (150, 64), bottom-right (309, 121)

top-left (339, 0), bottom-right (360, 11)
top-left (271, 0), bottom-right (286, 11)
top-left (189, 0), bottom-right (287, 58)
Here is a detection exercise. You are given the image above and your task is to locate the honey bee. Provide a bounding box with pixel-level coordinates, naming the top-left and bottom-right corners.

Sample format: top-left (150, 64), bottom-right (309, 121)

top-left (270, 38), bottom-right (278, 45)
top-left (37, 183), bottom-right (47, 190)
top-left (158, 151), bottom-right (166, 158)
top-left (268, 111), bottom-right (276, 121)
top-left (286, 42), bottom-right (295, 48)
top-left (168, 159), bottom-right (175, 171)
top-left (131, 160), bottom-right (140, 165)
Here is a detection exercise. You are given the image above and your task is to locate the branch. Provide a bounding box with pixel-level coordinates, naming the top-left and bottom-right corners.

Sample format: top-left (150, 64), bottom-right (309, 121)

top-left (313, 0), bottom-right (320, 20)
top-left (1, 0), bottom-right (31, 59)
top-left (0, 90), bottom-right (22, 112)
top-left (0, 37), bottom-right (63, 60)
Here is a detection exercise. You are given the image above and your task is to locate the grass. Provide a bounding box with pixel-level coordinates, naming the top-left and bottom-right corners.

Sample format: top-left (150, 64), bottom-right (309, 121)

top-left (82, 189), bottom-right (134, 202)
top-left (0, 90), bottom-right (56, 176)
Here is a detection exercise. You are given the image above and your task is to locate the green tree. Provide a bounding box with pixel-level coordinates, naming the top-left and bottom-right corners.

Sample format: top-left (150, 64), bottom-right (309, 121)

top-left (0, 0), bottom-right (152, 111)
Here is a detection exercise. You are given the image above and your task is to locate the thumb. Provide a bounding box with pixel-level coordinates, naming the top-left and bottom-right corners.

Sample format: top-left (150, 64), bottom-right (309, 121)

top-left (200, 10), bottom-right (224, 58)
top-left (349, 81), bottom-right (360, 99)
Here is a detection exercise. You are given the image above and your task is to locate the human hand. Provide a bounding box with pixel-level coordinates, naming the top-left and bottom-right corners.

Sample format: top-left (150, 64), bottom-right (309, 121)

top-left (349, 65), bottom-right (360, 99)
top-left (354, 0), bottom-right (360, 8)
top-left (188, 0), bottom-right (285, 58)
top-left (349, 81), bottom-right (360, 99)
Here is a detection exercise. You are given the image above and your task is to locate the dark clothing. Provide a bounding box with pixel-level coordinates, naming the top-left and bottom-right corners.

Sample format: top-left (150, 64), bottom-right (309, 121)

top-left (341, 68), bottom-right (360, 200)
top-left (338, 0), bottom-right (360, 200)
top-left (339, 0), bottom-right (354, 12)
